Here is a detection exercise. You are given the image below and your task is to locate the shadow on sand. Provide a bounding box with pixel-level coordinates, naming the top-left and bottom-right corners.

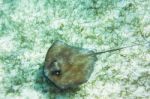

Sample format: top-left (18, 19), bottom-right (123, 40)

top-left (34, 63), bottom-right (81, 98)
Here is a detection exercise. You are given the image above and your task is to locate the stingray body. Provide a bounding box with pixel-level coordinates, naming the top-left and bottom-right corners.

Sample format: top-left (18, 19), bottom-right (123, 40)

top-left (43, 40), bottom-right (149, 89)
top-left (44, 41), bottom-right (97, 89)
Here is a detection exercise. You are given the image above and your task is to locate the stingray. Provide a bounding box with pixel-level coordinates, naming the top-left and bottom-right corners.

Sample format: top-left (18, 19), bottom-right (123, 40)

top-left (43, 40), bottom-right (148, 90)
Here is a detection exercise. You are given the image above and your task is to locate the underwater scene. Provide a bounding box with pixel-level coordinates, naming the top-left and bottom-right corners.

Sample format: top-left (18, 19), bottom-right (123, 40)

top-left (0, 0), bottom-right (150, 99)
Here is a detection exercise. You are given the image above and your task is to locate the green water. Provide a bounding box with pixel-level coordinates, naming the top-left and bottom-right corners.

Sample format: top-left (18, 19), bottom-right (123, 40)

top-left (0, 0), bottom-right (149, 99)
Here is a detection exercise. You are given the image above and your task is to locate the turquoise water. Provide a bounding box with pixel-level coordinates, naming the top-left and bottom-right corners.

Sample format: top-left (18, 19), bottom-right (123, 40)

top-left (0, 0), bottom-right (149, 98)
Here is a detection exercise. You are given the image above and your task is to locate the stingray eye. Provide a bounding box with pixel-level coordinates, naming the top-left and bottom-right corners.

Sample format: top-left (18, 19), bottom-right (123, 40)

top-left (50, 60), bottom-right (61, 76)
top-left (51, 70), bottom-right (61, 76)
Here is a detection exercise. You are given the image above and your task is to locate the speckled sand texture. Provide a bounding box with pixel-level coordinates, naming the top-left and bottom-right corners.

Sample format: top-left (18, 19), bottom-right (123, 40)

top-left (0, 0), bottom-right (150, 99)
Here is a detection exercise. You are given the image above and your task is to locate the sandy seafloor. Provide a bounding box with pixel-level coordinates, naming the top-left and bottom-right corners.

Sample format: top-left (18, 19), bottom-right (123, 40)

top-left (0, 0), bottom-right (150, 99)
